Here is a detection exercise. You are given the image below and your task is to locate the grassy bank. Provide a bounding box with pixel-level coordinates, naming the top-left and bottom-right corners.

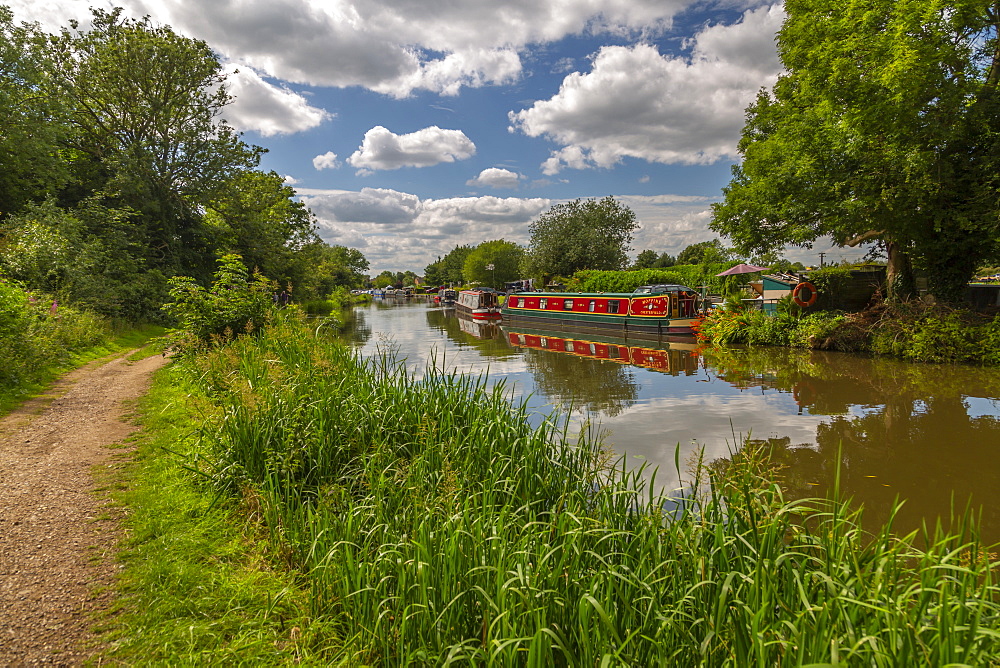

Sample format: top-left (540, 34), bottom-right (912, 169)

top-left (105, 311), bottom-right (1000, 665)
top-left (698, 301), bottom-right (1000, 365)
top-left (0, 278), bottom-right (167, 412)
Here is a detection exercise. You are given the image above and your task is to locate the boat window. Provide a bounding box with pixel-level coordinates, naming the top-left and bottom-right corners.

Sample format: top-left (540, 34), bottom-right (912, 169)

top-left (540, 298), bottom-right (547, 309)
top-left (609, 345), bottom-right (620, 358)
top-left (564, 299), bottom-right (573, 310)
top-left (540, 337), bottom-right (547, 348)
top-left (588, 300), bottom-right (596, 312)
top-left (589, 343), bottom-right (596, 355)
top-left (608, 300), bottom-right (620, 314)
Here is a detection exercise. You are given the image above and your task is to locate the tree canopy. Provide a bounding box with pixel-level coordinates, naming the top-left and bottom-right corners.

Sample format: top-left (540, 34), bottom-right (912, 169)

top-left (424, 245), bottom-right (474, 286)
top-left (0, 7), bottom-right (367, 318)
top-left (463, 239), bottom-right (524, 289)
top-left (711, 0), bottom-right (1000, 302)
top-left (524, 197), bottom-right (638, 278)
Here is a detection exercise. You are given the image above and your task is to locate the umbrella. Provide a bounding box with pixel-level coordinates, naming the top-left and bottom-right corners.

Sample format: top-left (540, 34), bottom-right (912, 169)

top-left (716, 263), bottom-right (770, 276)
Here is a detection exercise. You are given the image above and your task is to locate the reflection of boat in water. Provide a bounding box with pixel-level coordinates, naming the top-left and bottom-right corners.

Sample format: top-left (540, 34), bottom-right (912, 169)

top-left (457, 313), bottom-right (501, 339)
top-left (505, 326), bottom-right (701, 375)
top-left (457, 289), bottom-right (502, 320)
top-left (501, 284), bottom-right (703, 338)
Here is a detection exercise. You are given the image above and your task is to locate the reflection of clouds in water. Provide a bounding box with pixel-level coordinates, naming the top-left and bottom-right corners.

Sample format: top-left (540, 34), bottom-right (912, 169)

top-left (562, 390), bottom-right (828, 492)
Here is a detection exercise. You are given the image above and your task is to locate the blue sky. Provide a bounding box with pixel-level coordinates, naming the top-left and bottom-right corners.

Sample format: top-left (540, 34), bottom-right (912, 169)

top-left (10, 0), bottom-right (868, 275)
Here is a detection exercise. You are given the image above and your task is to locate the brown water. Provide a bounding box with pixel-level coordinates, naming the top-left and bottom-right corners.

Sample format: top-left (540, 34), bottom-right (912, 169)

top-left (348, 299), bottom-right (1000, 543)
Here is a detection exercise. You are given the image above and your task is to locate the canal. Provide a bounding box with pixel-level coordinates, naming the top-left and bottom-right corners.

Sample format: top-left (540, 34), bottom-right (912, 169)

top-left (345, 298), bottom-right (1000, 543)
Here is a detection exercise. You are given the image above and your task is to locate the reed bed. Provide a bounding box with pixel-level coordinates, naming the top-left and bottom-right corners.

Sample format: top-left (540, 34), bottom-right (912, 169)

top-left (184, 312), bottom-right (1000, 665)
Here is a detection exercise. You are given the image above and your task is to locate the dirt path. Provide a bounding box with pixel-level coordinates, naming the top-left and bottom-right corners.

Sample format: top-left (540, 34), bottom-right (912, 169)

top-left (0, 351), bottom-right (168, 666)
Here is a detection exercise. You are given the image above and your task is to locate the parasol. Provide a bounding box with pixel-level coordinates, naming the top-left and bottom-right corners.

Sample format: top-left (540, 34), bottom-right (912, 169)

top-left (715, 263), bottom-right (770, 276)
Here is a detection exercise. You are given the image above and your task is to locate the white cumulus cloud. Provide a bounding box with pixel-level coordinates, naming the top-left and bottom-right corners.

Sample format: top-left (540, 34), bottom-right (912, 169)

top-left (312, 151), bottom-right (341, 170)
top-left (347, 126), bottom-right (476, 172)
top-left (221, 65), bottom-right (332, 136)
top-left (11, 0), bottom-right (696, 98)
top-left (510, 4), bottom-right (785, 172)
top-left (466, 168), bottom-right (523, 189)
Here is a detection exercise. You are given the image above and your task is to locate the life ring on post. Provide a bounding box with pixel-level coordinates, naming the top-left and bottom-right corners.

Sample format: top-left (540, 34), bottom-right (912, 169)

top-left (792, 281), bottom-right (818, 307)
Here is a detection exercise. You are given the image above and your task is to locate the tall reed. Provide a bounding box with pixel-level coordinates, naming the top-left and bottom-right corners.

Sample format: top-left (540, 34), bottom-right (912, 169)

top-left (183, 311), bottom-right (1000, 665)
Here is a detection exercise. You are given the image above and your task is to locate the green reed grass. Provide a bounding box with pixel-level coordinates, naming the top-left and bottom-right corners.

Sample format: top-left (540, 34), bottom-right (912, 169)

top-left (179, 311), bottom-right (999, 665)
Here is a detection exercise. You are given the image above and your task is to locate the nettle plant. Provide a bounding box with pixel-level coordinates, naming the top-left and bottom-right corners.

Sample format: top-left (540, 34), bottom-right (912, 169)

top-left (163, 254), bottom-right (277, 347)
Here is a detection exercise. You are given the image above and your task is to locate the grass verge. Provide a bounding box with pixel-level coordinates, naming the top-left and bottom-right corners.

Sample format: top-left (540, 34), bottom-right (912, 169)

top-left (99, 363), bottom-right (341, 664)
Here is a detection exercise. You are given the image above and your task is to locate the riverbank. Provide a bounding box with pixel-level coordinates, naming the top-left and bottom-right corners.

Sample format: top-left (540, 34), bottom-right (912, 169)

top-left (100, 310), bottom-right (1000, 664)
top-left (697, 300), bottom-right (1000, 365)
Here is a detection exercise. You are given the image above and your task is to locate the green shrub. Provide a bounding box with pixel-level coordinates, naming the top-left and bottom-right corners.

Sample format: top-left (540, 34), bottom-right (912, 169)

top-left (162, 254), bottom-right (277, 349)
top-left (0, 276), bottom-right (112, 392)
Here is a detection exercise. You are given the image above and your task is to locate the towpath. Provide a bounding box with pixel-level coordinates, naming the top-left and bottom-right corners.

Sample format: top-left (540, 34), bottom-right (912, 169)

top-left (0, 351), bottom-right (167, 665)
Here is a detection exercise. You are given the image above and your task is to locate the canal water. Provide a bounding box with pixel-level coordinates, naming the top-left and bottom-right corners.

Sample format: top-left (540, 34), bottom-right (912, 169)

top-left (345, 298), bottom-right (1000, 543)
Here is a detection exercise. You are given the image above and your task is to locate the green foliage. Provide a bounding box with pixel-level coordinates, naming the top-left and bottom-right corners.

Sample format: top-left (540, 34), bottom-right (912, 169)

top-left (712, 0), bottom-right (1000, 302)
top-left (871, 307), bottom-right (1000, 364)
top-left (103, 365), bottom-right (327, 664)
top-left (799, 265), bottom-right (853, 311)
top-left (524, 196), bottom-right (638, 278)
top-left (676, 239), bottom-right (731, 265)
top-left (462, 239), bottom-right (524, 289)
top-left (162, 254), bottom-right (276, 348)
top-left (424, 244), bottom-right (474, 286)
top-left (0, 198), bottom-right (165, 320)
top-left (0, 276), bottom-right (112, 397)
top-left (699, 297), bottom-right (1000, 364)
top-left (0, 8), bottom-right (72, 213)
top-left (574, 263), bottom-right (733, 293)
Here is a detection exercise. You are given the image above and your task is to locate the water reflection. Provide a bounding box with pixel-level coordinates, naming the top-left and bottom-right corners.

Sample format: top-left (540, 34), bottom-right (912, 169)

top-left (346, 302), bottom-right (1000, 543)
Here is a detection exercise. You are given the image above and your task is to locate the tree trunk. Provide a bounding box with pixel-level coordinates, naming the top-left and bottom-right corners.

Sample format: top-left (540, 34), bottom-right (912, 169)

top-left (885, 241), bottom-right (915, 302)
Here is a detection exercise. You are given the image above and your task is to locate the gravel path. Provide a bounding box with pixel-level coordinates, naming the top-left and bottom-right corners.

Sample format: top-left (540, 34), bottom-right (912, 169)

top-left (0, 352), bottom-right (168, 666)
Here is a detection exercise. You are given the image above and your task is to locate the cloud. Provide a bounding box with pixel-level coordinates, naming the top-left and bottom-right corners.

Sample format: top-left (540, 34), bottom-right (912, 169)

top-left (509, 4), bottom-right (785, 172)
top-left (282, 174), bottom-right (300, 184)
top-left (301, 187), bottom-right (550, 270)
top-left (8, 0), bottom-right (697, 98)
top-left (312, 151), bottom-right (341, 170)
top-left (221, 65), bottom-right (331, 136)
top-left (466, 168), bottom-right (523, 189)
top-left (347, 126), bottom-right (476, 172)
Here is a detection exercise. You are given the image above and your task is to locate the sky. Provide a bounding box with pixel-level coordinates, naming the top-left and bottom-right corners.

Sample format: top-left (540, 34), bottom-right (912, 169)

top-left (8, 0), bottom-right (869, 275)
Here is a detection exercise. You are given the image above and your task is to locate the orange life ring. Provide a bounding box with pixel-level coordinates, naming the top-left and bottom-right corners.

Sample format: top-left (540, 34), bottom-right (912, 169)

top-left (792, 281), bottom-right (818, 307)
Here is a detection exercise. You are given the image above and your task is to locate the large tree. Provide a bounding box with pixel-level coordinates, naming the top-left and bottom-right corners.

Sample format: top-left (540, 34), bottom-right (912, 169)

top-left (0, 8), bottom-right (71, 215)
top-left (45, 8), bottom-right (261, 276)
top-left (524, 196), bottom-right (638, 278)
top-left (711, 0), bottom-right (1000, 302)
top-left (462, 239), bottom-right (524, 289)
top-left (424, 244), bottom-right (474, 286)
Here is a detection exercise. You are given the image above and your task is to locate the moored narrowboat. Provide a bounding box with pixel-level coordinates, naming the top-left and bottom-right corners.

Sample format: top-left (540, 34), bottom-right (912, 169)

top-left (457, 289), bottom-right (502, 320)
top-left (501, 284), bottom-right (702, 337)
top-left (434, 288), bottom-right (458, 306)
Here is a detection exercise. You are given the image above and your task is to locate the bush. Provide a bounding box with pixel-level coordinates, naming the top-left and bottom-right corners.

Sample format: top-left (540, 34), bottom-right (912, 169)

top-left (573, 263), bottom-right (733, 293)
top-left (162, 254), bottom-right (277, 349)
top-left (0, 276), bottom-right (111, 392)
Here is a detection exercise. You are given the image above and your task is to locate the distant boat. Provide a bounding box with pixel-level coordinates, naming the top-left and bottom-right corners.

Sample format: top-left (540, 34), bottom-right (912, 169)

top-left (434, 288), bottom-right (458, 306)
top-left (457, 289), bottom-right (502, 320)
top-left (501, 284), bottom-right (703, 337)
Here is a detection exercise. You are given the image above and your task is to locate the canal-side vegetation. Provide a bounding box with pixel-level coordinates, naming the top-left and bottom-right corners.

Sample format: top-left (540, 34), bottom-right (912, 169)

top-left (697, 300), bottom-right (1000, 365)
top-left (105, 303), bottom-right (1000, 664)
top-left (0, 277), bottom-right (165, 411)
